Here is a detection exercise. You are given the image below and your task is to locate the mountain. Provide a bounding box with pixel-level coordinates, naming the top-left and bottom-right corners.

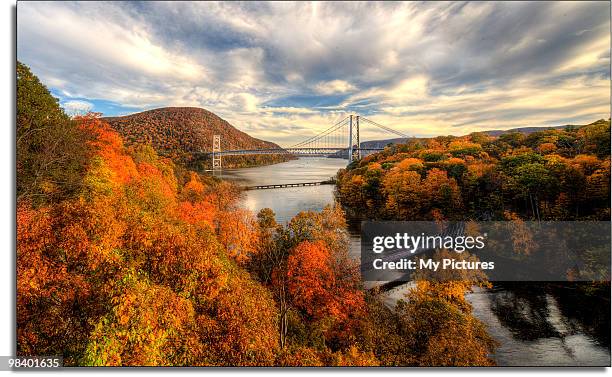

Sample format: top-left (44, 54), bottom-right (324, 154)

top-left (103, 107), bottom-right (290, 168)
top-left (103, 107), bottom-right (280, 155)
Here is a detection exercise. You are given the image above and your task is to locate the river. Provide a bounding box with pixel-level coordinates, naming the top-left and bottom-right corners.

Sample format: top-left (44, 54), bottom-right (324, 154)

top-left (216, 157), bottom-right (610, 367)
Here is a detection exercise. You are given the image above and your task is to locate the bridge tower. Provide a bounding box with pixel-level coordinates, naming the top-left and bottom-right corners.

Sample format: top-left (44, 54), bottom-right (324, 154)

top-left (212, 135), bottom-right (222, 172)
top-left (347, 115), bottom-right (360, 163)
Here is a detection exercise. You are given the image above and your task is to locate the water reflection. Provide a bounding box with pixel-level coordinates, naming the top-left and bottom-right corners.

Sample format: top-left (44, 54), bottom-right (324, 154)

top-left (489, 286), bottom-right (561, 341)
top-left (553, 284), bottom-right (611, 349)
top-left (467, 284), bottom-right (610, 366)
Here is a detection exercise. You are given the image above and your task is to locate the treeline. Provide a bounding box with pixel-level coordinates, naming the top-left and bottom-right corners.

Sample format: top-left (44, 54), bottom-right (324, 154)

top-left (17, 62), bottom-right (497, 366)
top-left (190, 152), bottom-right (295, 170)
top-left (336, 120), bottom-right (611, 221)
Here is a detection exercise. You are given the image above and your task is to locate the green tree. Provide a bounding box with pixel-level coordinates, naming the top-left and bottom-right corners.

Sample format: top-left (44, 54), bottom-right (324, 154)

top-left (17, 61), bottom-right (92, 204)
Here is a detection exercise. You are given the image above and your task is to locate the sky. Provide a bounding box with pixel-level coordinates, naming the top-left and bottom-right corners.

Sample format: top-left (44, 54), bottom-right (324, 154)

top-left (17, 1), bottom-right (611, 146)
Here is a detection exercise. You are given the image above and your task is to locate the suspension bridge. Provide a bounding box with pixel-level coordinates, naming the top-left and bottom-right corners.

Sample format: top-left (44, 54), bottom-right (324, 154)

top-left (206, 115), bottom-right (408, 170)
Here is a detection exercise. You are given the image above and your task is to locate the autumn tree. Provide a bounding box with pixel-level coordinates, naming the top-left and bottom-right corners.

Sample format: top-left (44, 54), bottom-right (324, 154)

top-left (395, 286), bottom-right (497, 366)
top-left (286, 240), bottom-right (363, 323)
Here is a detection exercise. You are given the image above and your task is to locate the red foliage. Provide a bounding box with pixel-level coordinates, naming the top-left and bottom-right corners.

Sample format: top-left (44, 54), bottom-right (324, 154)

top-left (286, 240), bottom-right (364, 322)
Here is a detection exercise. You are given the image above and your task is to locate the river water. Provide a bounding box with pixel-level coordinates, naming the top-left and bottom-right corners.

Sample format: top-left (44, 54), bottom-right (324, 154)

top-left (216, 157), bottom-right (610, 367)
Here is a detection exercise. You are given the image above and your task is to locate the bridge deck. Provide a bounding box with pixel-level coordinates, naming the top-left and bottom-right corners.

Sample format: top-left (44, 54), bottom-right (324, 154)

top-left (199, 147), bottom-right (385, 157)
top-left (245, 180), bottom-right (335, 190)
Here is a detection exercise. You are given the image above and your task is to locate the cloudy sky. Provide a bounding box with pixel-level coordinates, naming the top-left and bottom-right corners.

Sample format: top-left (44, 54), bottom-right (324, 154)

top-left (17, 1), bottom-right (610, 145)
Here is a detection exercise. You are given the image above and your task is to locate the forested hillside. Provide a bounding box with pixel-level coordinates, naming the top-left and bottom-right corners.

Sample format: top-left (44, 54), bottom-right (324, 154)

top-left (103, 107), bottom-right (292, 169)
top-left (336, 120), bottom-right (611, 221)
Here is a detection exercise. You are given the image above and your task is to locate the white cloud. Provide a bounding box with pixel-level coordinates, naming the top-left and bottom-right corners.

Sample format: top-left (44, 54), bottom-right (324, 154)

top-left (62, 100), bottom-right (94, 116)
top-left (314, 80), bottom-right (356, 95)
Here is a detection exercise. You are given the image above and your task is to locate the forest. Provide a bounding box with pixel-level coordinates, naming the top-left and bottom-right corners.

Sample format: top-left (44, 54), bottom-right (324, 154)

top-left (17, 61), bottom-right (500, 366)
top-left (334, 115), bottom-right (611, 361)
top-left (336, 120), bottom-right (610, 222)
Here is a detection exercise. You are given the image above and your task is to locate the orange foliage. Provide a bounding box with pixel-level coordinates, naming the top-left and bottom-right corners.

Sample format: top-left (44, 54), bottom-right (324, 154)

top-left (395, 157), bottom-right (424, 171)
top-left (286, 240), bottom-right (364, 323)
top-left (17, 202), bottom-right (92, 360)
top-left (177, 201), bottom-right (216, 227)
top-left (181, 172), bottom-right (206, 200)
top-left (537, 142), bottom-right (557, 154)
top-left (77, 114), bottom-right (138, 186)
top-left (216, 209), bottom-right (260, 264)
top-left (17, 114), bottom-right (282, 366)
top-left (572, 154), bottom-right (601, 175)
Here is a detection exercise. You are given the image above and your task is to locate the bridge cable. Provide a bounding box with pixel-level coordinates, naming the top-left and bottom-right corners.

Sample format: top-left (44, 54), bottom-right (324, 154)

top-left (289, 116), bottom-right (349, 148)
top-left (289, 116), bottom-right (348, 148)
top-left (360, 117), bottom-right (409, 138)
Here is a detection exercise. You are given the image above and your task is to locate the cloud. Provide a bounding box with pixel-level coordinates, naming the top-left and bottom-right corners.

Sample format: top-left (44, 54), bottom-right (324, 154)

top-left (314, 80), bottom-right (356, 95)
top-left (61, 100), bottom-right (94, 116)
top-left (17, 1), bottom-right (610, 146)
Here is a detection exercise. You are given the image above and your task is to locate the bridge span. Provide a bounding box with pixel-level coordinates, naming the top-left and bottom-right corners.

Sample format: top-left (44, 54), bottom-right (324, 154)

top-left (207, 115), bottom-right (408, 170)
top-left (210, 147), bottom-right (384, 157)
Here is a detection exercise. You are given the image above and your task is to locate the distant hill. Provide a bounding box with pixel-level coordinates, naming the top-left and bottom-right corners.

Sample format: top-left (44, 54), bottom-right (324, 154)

top-left (484, 125), bottom-right (570, 137)
top-left (359, 138), bottom-right (410, 149)
top-left (341, 123), bottom-right (592, 155)
top-left (328, 138), bottom-right (410, 159)
top-left (103, 107), bottom-right (290, 168)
